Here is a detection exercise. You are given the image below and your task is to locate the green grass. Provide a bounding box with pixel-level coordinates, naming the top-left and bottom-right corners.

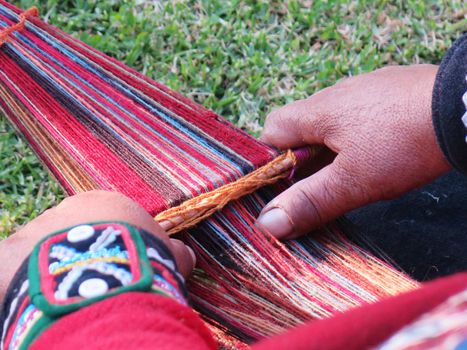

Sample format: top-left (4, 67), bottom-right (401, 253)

top-left (1, 0), bottom-right (465, 236)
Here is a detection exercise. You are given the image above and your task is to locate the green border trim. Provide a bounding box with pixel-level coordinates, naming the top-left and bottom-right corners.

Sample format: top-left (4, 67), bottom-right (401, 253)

top-left (28, 221), bottom-right (154, 317)
top-left (18, 313), bottom-right (54, 350)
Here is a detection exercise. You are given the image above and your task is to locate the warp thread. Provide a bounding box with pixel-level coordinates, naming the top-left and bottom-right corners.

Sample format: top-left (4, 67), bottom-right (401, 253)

top-left (0, 1), bottom-right (280, 213)
top-left (157, 148), bottom-right (316, 235)
top-left (0, 7), bottom-right (37, 47)
top-left (0, 2), bottom-right (419, 347)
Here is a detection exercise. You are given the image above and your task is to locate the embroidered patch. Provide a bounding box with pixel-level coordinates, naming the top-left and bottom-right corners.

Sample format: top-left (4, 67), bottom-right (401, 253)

top-left (1, 222), bottom-right (188, 350)
top-left (28, 222), bottom-right (154, 316)
top-left (150, 260), bottom-right (187, 305)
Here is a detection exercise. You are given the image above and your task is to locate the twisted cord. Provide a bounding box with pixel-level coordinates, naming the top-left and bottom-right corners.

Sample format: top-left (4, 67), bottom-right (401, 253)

top-left (157, 147), bottom-right (316, 235)
top-left (0, 7), bottom-right (38, 47)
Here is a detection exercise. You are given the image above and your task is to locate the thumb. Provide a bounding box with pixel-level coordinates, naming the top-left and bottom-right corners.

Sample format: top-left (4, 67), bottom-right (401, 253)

top-left (257, 162), bottom-right (365, 239)
top-left (168, 238), bottom-right (196, 278)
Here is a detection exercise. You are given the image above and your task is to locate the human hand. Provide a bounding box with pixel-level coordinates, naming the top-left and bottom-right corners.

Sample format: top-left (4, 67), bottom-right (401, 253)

top-left (0, 190), bottom-right (196, 301)
top-left (258, 64), bottom-right (451, 239)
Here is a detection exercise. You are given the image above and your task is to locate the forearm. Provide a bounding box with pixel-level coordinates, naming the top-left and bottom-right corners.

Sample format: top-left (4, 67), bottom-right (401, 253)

top-left (0, 221), bottom-right (216, 350)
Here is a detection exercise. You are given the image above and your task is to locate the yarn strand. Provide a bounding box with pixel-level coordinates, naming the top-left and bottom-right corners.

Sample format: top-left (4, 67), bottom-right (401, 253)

top-left (0, 2), bottom-right (418, 348)
top-left (157, 148), bottom-right (314, 235)
top-left (0, 6), bottom-right (37, 47)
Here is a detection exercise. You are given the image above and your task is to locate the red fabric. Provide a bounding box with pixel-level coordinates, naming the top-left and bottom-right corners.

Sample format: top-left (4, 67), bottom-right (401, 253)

top-left (31, 293), bottom-right (216, 350)
top-left (1, 0), bottom-right (277, 173)
top-left (0, 53), bottom-right (166, 213)
top-left (253, 272), bottom-right (467, 350)
top-left (31, 273), bottom-right (467, 350)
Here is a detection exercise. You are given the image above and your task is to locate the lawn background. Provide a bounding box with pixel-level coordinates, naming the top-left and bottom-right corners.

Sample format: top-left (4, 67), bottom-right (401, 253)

top-left (1, 0), bottom-right (465, 236)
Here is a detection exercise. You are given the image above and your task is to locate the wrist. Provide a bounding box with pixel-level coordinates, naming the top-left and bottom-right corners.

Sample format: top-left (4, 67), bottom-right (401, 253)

top-left (0, 222), bottom-right (188, 350)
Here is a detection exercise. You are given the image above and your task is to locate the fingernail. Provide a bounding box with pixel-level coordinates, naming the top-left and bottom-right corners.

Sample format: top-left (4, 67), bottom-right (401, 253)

top-left (159, 220), bottom-right (174, 232)
top-left (257, 207), bottom-right (294, 239)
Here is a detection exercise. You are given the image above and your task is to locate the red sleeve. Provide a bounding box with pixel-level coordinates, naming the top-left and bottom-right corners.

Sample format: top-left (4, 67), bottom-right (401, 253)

top-left (30, 273), bottom-right (466, 350)
top-left (252, 272), bottom-right (467, 350)
top-left (30, 292), bottom-right (217, 350)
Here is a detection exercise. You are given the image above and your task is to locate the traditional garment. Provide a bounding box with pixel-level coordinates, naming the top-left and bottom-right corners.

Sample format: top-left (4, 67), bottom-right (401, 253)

top-left (1, 222), bottom-right (465, 350)
top-left (3, 3), bottom-right (465, 349)
top-left (432, 33), bottom-right (467, 174)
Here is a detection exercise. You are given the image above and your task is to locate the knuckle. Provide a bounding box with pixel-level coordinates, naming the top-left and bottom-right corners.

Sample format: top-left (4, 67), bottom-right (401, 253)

top-left (293, 184), bottom-right (325, 226)
top-left (267, 100), bottom-right (306, 126)
top-left (328, 164), bottom-right (371, 205)
top-left (378, 65), bottom-right (400, 73)
top-left (80, 190), bottom-right (121, 200)
top-left (264, 108), bottom-right (283, 128)
top-left (66, 190), bottom-right (126, 204)
top-left (94, 190), bottom-right (131, 202)
top-left (94, 192), bottom-right (141, 213)
top-left (262, 110), bottom-right (282, 141)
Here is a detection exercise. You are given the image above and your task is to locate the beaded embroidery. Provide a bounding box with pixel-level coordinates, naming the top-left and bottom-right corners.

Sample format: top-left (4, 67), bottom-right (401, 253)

top-left (0, 222), bottom-right (187, 350)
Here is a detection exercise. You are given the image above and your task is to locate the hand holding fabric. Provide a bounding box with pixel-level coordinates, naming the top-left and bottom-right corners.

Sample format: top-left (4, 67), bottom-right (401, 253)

top-left (0, 190), bottom-right (196, 301)
top-left (258, 65), bottom-right (451, 239)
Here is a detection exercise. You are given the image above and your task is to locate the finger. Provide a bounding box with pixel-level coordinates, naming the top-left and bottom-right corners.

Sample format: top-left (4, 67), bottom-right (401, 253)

top-left (3, 191), bottom-right (196, 292)
top-left (169, 239), bottom-right (196, 278)
top-left (257, 161), bottom-right (368, 239)
top-left (260, 97), bottom-right (327, 149)
top-left (52, 191), bottom-right (196, 276)
top-left (51, 190), bottom-right (164, 238)
top-left (54, 191), bottom-right (197, 274)
top-left (15, 191), bottom-right (168, 255)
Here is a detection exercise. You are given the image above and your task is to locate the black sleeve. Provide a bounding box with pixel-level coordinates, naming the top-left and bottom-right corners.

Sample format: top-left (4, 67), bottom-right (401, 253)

top-left (432, 33), bottom-right (467, 174)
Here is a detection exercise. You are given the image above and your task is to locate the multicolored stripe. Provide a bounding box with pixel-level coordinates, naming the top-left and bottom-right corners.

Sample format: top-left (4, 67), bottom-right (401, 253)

top-left (375, 288), bottom-right (467, 349)
top-left (0, 3), bottom-right (419, 348)
top-left (0, 1), bottom-right (276, 215)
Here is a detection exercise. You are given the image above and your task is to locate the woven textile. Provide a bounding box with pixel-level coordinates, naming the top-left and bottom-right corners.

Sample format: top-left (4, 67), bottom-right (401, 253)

top-left (0, 1), bottom-right (276, 214)
top-left (0, 2), bottom-right (418, 348)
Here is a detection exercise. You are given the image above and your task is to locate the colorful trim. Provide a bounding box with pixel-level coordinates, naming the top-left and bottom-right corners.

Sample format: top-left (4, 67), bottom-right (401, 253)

top-left (375, 288), bottom-right (467, 349)
top-left (0, 222), bottom-right (187, 350)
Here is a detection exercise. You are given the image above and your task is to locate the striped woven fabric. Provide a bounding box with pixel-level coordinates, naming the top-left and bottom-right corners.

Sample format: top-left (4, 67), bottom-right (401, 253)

top-left (0, 2), bottom-right (418, 348)
top-left (0, 0), bottom-right (276, 214)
